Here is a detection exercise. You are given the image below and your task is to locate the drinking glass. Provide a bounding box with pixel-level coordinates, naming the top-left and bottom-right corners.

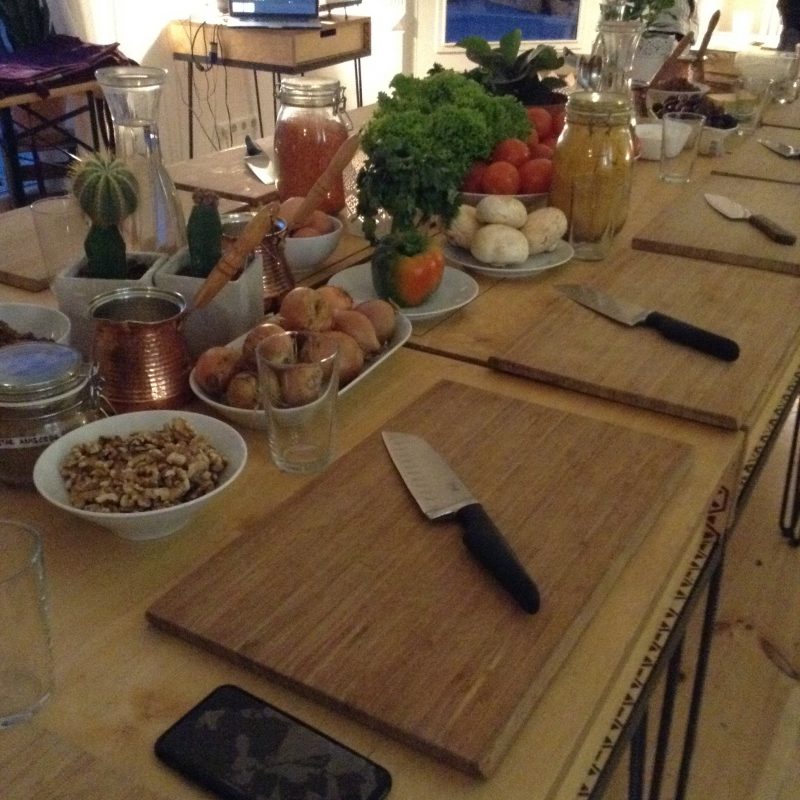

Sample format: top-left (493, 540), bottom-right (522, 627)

top-left (731, 76), bottom-right (774, 136)
top-left (256, 331), bottom-right (339, 474)
top-left (659, 112), bottom-right (705, 184)
top-left (30, 196), bottom-right (88, 281)
top-left (0, 520), bottom-right (53, 728)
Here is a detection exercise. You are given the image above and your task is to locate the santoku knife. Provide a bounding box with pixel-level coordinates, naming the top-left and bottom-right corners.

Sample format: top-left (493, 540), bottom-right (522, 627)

top-left (382, 431), bottom-right (540, 614)
top-left (704, 193), bottom-right (796, 245)
top-left (556, 283), bottom-right (740, 361)
top-left (244, 136), bottom-right (274, 185)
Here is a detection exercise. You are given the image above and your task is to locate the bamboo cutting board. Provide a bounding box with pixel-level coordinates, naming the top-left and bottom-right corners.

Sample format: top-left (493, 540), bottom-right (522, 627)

top-left (487, 249), bottom-right (800, 430)
top-left (712, 126), bottom-right (800, 184)
top-left (631, 174), bottom-right (800, 275)
top-left (762, 100), bottom-right (800, 129)
top-left (147, 380), bottom-right (692, 777)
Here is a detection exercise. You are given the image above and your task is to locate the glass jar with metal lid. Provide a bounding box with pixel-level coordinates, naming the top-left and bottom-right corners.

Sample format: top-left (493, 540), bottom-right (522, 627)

top-left (0, 342), bottom-right (109, 487)
top-left (273, 76), bottom-right (351, 214)
top-left (549, 91), bottom-right (634, 234)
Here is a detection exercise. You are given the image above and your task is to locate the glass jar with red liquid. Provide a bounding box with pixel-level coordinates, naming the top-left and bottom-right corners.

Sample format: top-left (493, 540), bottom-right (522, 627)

top-left (273, 77), bottom-right (350, 214)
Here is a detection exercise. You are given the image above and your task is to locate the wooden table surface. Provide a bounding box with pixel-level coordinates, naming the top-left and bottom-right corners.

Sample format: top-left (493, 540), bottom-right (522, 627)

top-left (2, 99), bottom-right (799, 800)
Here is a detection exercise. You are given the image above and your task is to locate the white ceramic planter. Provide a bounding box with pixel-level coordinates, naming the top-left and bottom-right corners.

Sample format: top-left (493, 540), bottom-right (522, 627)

top-left (51, 252), bottom-right (166, 356)
top-left (153, 247), bottom-right (264, 358)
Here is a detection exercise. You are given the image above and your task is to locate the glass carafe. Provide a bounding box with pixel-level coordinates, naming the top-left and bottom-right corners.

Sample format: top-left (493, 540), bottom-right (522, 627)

top-left (96, 66), bottom-right (186, 254)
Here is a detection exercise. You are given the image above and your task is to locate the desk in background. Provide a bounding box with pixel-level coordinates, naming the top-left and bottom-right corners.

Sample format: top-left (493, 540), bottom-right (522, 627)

top-left (168, 16), bottom-right (371, 158)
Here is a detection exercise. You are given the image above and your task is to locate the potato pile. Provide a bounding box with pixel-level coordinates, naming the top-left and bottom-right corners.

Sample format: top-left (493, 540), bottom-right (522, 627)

top-left (193, 286), bottom-right (398, 410)
top-left (446, 196), bottom-right (567, 267)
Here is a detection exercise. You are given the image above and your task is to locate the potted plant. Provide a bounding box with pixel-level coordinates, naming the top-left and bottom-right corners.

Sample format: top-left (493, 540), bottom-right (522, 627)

top-left (455, 29), bottom-right (567, 108)
top-left (153, 191), bottom-right (264, 358)
top-left (51, 151), bottom-right (167, 354)
top-left (357, 69), bottom-right (529, 307)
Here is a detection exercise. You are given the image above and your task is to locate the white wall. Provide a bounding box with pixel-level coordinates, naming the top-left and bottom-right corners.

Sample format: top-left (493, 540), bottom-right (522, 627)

top-left (53, 1), bottom-right (406, 163)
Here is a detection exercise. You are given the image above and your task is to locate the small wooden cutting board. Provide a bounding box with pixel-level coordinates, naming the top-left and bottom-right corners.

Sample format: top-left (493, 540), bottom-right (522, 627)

top-left (147, 380), bottom-right (692, 777)
top-left (0, 206), bottom-right (49, 292)
top-left (712, 126), bottom-right (800, 185)
top-left (631, 174), bottom-right (800, 275)
top-left (762, 100), bottom-right (800, 130)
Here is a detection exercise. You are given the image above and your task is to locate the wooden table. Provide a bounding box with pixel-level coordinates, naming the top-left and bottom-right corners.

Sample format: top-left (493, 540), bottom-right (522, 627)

top-left (1, 108), bottom-right (799, 800)
top-left (168, 16), bottom-right (371, 157)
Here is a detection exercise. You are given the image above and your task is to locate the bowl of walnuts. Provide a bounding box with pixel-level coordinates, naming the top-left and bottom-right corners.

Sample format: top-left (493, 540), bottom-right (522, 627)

top-left (33, 410), bottom-right (247, 540)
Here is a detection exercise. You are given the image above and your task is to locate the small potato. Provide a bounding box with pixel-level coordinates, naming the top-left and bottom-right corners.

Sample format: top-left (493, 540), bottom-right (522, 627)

top-left (305, 209), bottom-right (334, 234)
top-left (291, 226), bottom-right (320, 238)
top-left (470, 224), bottom-right (529, 266)
top-left (475, 195), bottom-right (527, 228)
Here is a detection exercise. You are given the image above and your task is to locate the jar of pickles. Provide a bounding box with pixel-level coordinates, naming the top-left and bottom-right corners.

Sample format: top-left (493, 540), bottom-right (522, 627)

top-left (549, 91), bottom-right (634, 234)
top-left (273, 77), bottom-right (350, 214)
top-left (0, 342), bottom-right (110, 487)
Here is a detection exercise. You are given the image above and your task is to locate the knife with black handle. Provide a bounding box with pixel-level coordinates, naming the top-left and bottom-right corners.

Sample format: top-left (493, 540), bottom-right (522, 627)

top-left (456, 504), bottom-right (540, 614)
top-left (643, 312), bottom-right (740, 362)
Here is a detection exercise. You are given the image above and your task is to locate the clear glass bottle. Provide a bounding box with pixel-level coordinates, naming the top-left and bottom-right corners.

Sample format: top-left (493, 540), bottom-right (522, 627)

top-left (549, 92), bottom-right (634, 233)
top-left (0, 342), bottom-right (108, 487)
top-left (96, 66), bottom-right (186, 254)
top-left (273, 77), bottom-right (350, 214)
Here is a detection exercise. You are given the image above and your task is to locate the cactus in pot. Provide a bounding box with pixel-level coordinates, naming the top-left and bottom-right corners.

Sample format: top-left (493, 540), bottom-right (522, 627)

top-left (185, 190), bottom-right (223, 277)
top-left (70, 152), bottom-right (138, 279)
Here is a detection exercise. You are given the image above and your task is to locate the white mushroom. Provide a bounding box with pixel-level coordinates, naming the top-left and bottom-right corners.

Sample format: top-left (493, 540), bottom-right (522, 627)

top-left (475, 195), bottom-right (528, 228)
top-left (470, 224), bottom-right (529, 266)
top-left (446, 204), bottom-right (481, 249)
top-left (520, 206), bottom-right (568, 255)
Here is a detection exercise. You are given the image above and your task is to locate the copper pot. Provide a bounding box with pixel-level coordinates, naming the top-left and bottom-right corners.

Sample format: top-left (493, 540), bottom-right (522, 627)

top-left (89, 287), bottom-right (191, 412)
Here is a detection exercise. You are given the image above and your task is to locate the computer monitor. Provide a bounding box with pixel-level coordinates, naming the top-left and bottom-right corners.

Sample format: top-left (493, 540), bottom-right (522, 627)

top-left (223, 0), bottom-right (321, 28)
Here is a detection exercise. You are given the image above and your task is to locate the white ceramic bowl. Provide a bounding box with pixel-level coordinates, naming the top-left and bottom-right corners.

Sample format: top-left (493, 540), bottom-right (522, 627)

top-left (0, 302), bottom-right (70, 344)
top-left (283, 215), bottom-right (344, 279)
top-left (698, 124), bottom-right (739, 156)
top-left (635, 123), bottom-right (663, 161)
top-left (646, 83), bottom-right (710, 117)
top-left (33, 410), bottom-right (247, 540)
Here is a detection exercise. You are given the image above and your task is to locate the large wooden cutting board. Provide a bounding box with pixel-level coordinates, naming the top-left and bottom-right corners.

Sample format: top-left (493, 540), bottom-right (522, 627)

top-left (631, 174), bottom-right (800, 275)
top-left (711, 126), bottom-right (800, 184)
top-left (148, 380), bottom-right (692, 777)
top-left (487, 249), bottom-right (800, 430)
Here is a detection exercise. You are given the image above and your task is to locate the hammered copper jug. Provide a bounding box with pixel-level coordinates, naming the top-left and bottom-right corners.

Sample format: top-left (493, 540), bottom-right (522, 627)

top-left (89, 287), bottom-right (191, 412)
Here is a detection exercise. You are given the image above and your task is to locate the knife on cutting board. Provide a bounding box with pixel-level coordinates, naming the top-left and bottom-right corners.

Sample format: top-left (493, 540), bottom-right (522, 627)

top-left (244, 136), bottom-right (274, 185)
top-left (555, 284), bottom-right (740, 362)
top-left (704, 193), bottom-right (796, 245)
top-left (758, 138), bottom-right (800, 159)
top-left (382, 431), bottom-right (540, 614)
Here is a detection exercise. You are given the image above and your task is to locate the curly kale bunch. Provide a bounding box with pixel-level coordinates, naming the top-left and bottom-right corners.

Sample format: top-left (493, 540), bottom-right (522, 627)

top-left (357, 69), bottom-right (529, 243)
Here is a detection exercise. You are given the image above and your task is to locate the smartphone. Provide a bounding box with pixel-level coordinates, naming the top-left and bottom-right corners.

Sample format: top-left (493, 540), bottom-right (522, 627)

top-left (155, 684), bottom-right (392, 800)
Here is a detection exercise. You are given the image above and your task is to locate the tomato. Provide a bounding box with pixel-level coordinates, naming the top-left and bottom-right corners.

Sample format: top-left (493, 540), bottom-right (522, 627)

top-left (480, 161), bottom-right (521, 194)
top-left (371, 230), bottom-right (445, 307)
top-left (490, 137), bottom-right (530, 167)
top-left (550, 106), bottom-right (567, 137)
top-left (525, 128), bottom-right (540, 151)
top-left (529, 142), bottom-right (554, 159)
top-left (518, 158), bottom-right (554, 194)
top-left (541, 135), bottom-right (559, 151)
top-left (526, 107), bottom-right (553, 140)
top-left (461, 161), bottom-right (487, 192)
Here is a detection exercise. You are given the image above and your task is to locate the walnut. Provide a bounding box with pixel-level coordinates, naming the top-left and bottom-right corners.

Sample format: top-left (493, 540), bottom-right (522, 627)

top-left (59, 419), bottom-right (229, 513)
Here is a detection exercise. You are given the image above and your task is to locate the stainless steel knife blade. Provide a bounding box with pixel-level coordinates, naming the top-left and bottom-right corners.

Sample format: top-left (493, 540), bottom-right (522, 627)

top-left (555, 284), bottom-right (740, 361)
top-left (382, 431), bottom-right (540, 613)
top-left (758, 138), bottom-right (800, 158)
top-left (704, 193), bottom-right (797, 245)
top-left (245, 154), bottom-right (275, 185)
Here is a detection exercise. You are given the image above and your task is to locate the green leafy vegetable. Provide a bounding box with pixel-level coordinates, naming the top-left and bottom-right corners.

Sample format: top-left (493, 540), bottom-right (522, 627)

top-left (356, 69), bottom-right (529, 243)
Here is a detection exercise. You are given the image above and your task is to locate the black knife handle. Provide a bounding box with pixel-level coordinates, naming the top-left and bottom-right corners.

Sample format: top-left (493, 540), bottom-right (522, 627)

top-left (644, 312), bottom-right (740, 362)
top-left (456, 503), bottom-right (540, 614)
top-left (748, 214), bottom-right (797, 245)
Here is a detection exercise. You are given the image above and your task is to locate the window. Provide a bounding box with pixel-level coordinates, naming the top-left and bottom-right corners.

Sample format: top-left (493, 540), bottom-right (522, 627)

top-left (445, 0), bottom-right (579, 44)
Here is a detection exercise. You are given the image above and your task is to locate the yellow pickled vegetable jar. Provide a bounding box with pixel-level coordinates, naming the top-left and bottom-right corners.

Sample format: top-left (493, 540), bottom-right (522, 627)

top-left (549, 92), bottom-right (634, 236)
